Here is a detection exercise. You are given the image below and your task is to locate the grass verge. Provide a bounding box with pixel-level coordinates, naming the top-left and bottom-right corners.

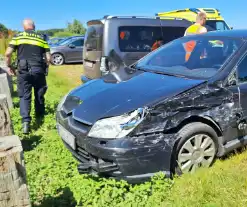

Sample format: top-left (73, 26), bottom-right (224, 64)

top-left (10, 64), bottom-right (247, 207)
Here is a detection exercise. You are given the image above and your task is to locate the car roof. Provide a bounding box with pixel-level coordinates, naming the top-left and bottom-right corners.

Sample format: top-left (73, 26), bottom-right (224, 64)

top-left (200, 29), bottom-right (247, 39)
top-left (87, 15), bottom-right (192, 26)
top-left (63, 36), bottom-right (84, 40)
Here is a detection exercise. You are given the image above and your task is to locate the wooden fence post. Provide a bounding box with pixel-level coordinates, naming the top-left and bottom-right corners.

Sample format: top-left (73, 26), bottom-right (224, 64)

top-left (0, 67), bottom-right (14, 95)
top-left (0, 135), bottom-right (31, 207)
top-left (0, 73), bottom-right (13, 109)
top-left (0, 94), bottom-right (13, 136)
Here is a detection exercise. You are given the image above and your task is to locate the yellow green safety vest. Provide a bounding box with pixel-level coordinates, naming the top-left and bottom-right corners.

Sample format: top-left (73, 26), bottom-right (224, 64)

top-left (184, 24), bottom-right (205, 36)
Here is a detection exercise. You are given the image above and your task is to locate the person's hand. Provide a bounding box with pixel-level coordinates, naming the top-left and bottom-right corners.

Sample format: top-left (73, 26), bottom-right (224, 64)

top-left (6, 67), bottom-right (15, 76)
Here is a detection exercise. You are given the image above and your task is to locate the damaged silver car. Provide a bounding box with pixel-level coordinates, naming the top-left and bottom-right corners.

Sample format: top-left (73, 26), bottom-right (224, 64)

top-left (56, 29), bottom-right (247, 183)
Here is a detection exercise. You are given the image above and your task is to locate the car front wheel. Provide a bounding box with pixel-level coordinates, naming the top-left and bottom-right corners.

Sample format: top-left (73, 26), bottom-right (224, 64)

top-left (174, 122), bottom-right (218, 174)
top-left (51, 53), bottom-right (64, 65)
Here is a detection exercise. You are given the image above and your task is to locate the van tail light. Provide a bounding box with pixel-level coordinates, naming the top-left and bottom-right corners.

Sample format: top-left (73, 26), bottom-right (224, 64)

top-left (100, 56), bottom-right (109, 76)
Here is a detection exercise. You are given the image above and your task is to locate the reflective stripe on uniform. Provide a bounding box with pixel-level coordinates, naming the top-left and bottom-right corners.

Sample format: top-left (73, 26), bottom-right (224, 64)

top-left (9, 32), bottom-right (49, 49)
top-left (13, 36), bottom-right (47, 44)
top-left (183, 40), bottom-right (196, 61)
top-left (14, 39), bottom-right (49, 48)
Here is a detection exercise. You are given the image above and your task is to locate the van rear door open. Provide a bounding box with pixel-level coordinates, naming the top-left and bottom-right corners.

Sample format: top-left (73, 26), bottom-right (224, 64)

top-left (83, 20), bottom-right (104, 79)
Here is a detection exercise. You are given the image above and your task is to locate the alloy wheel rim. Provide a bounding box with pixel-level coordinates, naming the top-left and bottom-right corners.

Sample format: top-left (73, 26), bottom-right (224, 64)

top-left (177, 134), bottom-right (216, 173)
top-left (52, 54), bottom-right (63, 65)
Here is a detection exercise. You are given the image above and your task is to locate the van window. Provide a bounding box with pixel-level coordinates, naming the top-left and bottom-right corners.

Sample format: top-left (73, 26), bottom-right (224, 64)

top-left (119, 26), bottom-right (162, 52)
top-left (84, 24), bottom-right (103, 51)
top-left (162, 27), bottom-right (187, 43)
top-left (206, 20), bottom-right (229, 31)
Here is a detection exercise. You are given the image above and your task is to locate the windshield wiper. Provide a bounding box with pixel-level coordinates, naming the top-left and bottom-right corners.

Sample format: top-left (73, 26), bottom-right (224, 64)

top-left (131, 65), bottom-right (188, 78)
top-left (131, 65), bottom-right (149, 72)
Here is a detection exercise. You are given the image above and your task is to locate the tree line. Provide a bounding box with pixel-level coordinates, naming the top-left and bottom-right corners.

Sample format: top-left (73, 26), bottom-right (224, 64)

top-left (0, 19), bottom-right (86, 38)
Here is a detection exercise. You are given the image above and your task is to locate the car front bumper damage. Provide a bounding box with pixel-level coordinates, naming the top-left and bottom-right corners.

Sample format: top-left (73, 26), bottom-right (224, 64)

top-left (56, 110), bottom-right (174, 183)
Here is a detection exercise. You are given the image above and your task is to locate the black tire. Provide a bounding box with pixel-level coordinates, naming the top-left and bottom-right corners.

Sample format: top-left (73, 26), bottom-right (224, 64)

top-left (172, 122), bottom-right (218, 175)
top-left (51, 53), bottom-right (65, 65)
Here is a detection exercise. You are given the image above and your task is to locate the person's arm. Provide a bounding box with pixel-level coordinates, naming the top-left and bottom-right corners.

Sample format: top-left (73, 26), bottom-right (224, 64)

top-left (5, 37), bottom-right (17, 76)
top-left (5, 47), bottom-right (14, 67)
top-left (43, 40), bottom-right (51, 65)
top-left (45, 52), bottom-right (51, 65)
top-left (199, 27), bottom-right (207, 34)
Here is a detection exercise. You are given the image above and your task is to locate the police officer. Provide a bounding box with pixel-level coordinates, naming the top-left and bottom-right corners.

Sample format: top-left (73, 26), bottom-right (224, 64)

top-left (5, 18), bottom-right (51, 134)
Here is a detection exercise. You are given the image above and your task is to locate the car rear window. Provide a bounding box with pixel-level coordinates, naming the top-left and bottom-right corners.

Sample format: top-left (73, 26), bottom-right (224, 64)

top-left (119, 26), bottom-right (187, 52)
top-left (84, 24), bottom-right (103, 51)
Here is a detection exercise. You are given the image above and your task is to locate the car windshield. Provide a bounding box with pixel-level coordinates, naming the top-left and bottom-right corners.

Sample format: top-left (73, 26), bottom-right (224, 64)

top-left (48, 38), bottom-right (63, 44)
top-left (134, 36), bottom-right (243, 79)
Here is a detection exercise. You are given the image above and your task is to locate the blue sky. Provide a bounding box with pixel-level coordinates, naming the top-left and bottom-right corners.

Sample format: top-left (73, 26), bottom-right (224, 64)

top-left (1, 0), bottom-right (246, 30)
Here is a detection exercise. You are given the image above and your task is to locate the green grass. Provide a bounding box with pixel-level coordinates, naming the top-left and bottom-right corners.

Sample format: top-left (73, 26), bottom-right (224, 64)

top-left (0, 38), bottom-right (7, 55)
top-left (10, 64), bottom-right (247, 207)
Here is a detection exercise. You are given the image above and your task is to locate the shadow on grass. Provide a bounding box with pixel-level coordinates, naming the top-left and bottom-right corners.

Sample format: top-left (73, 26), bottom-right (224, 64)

top-left (33, 187), bottom-right (77, 207)
top-left (219, 145), bottom-right (247, 161)
top-left (31, 115), bottom-right (45, 131)
top-left (13, 101), bottom-right (20, 108)
top-left (12, 90), bottom-right (18, 98)
top-left (21, 134), bottom-right (42, 152)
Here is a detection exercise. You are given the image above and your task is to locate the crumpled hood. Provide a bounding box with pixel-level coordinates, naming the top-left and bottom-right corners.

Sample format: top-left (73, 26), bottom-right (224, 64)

top-left (68, 72), bottom-right (205, 125)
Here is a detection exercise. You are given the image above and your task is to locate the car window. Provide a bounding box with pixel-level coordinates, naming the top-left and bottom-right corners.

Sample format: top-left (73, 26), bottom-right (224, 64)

top-left (135, 36), bottom-right (243, 79)
top-left (71, 39), bottom-right (84, 47)
top-left (237, 54), bottom-right (247, 83)
top-left (84, 24), bottom-right (103, 51)
top-left (59, 38), bottom-right (73, 46)
top-left (119, 26), bottom-right (162, 52)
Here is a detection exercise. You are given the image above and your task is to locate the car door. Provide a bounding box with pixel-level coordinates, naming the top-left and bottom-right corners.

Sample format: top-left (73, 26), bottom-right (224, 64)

top-left (236, 52), bottom-right (247, 120)
top-left (66, 38), bottom-right (84, 62)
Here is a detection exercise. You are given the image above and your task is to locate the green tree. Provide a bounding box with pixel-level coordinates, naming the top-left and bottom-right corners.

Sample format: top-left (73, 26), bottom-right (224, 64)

top-left (53, 31), bottom-right (75, 37)
top-left (37, 28), bottom-right (65, 36)
top-left (0, 23), bottom-right (8, 38)
top-left (67, 19), bottom-right (86, 35)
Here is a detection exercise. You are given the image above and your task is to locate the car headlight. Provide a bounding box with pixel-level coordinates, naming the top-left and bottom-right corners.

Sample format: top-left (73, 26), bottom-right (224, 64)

top-left (88, 108), bottom-right (148, 139)
top-left (57, 93), bottom-right (68, 112)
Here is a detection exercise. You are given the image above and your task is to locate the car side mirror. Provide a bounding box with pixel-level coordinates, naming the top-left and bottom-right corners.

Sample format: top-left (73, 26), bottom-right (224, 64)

top-left (69, 44), bottom-right (75, 48)
top-left (230, 26), bottom-right (233, 30)
top-left (228, 79), bottom-right (237, 86)
top-left (227, 70), bottom-right (237, 86)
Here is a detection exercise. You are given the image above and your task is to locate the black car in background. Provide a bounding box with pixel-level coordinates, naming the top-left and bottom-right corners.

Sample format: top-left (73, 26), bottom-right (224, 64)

top-left (56, 29), bottom-right (247, 183)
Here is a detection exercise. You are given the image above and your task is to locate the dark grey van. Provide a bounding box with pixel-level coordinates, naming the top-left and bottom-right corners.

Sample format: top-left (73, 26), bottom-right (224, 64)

top-left (81, 16), bottom-right (192, 82)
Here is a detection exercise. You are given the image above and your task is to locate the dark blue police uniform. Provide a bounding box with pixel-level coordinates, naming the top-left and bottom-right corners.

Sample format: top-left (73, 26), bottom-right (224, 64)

top-left (8, 30), bottom-right (50, 126)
